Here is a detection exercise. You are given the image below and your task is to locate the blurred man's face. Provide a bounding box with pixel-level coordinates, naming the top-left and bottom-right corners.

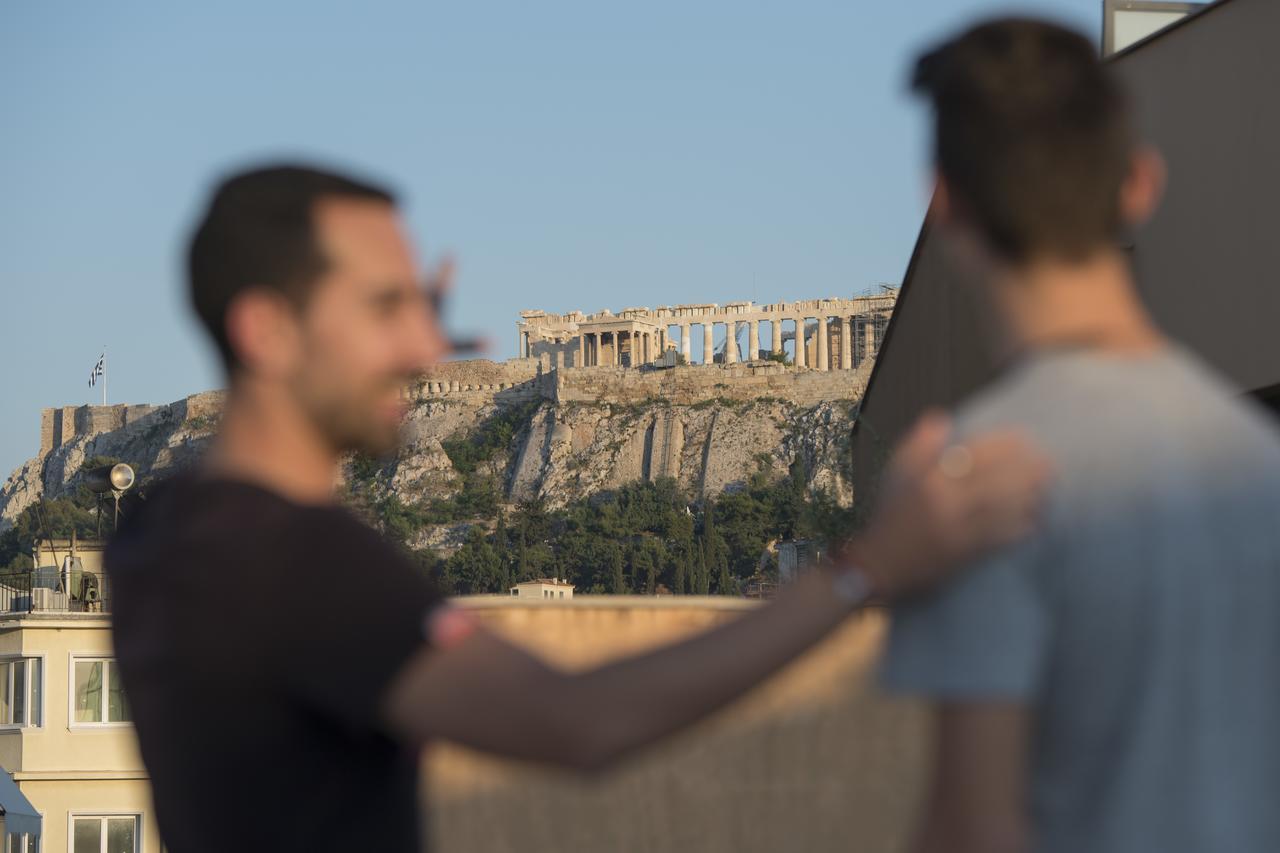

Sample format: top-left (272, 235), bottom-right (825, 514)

top-left (288, 198), bottom-right (445, 455)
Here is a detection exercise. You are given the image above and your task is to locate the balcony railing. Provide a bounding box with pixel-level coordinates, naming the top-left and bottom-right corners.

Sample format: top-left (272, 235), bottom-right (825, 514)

top-left (0, 566), bottom-right (111, 615)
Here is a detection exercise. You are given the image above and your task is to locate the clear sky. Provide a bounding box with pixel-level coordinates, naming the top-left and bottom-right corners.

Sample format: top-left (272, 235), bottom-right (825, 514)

top-left (1, 0), bottom-right (1101, 478)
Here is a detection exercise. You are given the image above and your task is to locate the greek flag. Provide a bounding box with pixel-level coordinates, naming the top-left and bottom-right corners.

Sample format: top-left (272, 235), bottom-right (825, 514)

top-left (89, 353), bottom-right (104, 387)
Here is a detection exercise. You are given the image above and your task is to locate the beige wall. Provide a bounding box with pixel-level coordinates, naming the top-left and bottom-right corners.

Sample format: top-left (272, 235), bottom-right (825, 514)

top-left (0, 617), bottom-right (158, 852)
top-left (429, 597), bottom-right (929, 853)
top-left (32, 543), bottom-right (106, 575)
top-left (18, 779), bottom-right (160, 853)
top-left (1, 599), bottom-right (930, 853)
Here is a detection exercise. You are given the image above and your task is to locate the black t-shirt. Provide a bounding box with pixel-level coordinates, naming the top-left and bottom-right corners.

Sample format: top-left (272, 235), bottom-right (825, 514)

top-left (105, 475), bottom-right (443, 853)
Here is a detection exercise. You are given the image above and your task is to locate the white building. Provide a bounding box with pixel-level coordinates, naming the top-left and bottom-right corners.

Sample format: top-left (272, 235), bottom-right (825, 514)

top-left (509, 579), bottom-right (575, 601)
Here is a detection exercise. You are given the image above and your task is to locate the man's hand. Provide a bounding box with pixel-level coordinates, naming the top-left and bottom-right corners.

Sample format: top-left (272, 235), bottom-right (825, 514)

top-left (845, 410), bottom-right (1051, 601)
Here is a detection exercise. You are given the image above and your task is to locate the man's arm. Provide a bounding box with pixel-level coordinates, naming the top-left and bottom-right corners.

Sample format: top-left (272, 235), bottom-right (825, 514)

top-left (384, 563), bottom-right (864, 771)
top-left (383, 412), bottom-right (1050, 770)
top-left (912, 704), bottom-right (1033, 853)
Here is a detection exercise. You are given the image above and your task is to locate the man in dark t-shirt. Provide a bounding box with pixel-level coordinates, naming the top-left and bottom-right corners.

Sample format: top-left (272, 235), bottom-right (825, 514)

top-left (110, 477), bottom-right (436, 851)
top-left (106, 164), bottom-right (1049, 852)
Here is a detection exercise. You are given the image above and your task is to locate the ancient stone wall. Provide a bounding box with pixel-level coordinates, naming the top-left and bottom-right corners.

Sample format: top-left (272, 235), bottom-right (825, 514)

top-left (412, 358), bottom-right (548, 403)
top-left (40, 403), bottom-right (166, 455)
top-left (555, 362), bottom-right (874, 407)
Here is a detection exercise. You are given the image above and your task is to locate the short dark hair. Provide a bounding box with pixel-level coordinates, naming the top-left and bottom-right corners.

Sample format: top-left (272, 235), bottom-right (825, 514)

top-left (187, 164), bottom-right (396, 371)
top-left (912, 18), bottom-right (1133, 262)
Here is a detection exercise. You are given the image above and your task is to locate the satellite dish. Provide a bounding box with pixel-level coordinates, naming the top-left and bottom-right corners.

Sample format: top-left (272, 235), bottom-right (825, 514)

top-left (85, 463), bottom-right (135, 494)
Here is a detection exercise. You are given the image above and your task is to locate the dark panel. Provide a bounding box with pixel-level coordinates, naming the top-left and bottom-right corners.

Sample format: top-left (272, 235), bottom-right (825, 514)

top-left (1116, 0), bottom-right (1280, 392)
top-left (852, 224), bottom-right (1001, 500)
top-left (853, 0), bottom-right (1278, 500)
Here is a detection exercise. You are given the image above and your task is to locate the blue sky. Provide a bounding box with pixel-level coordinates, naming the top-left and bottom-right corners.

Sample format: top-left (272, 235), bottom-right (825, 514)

top-left (0, 0), bottom-right (1101, 477)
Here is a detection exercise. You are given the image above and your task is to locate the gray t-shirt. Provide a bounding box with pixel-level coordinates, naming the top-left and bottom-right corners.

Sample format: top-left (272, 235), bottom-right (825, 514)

top-left (881, 347), bottom-right (1280, 853)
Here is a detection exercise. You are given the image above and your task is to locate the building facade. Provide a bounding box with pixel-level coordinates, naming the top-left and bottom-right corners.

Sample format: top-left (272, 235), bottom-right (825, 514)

top-left (0, 542), bottom-right (161, 853)
top-left (509, 579), bottom-right (575, 600)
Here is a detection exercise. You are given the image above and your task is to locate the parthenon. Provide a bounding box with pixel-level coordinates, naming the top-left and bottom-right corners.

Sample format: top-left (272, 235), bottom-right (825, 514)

top-left (516, 291), bottom-right (896, 371)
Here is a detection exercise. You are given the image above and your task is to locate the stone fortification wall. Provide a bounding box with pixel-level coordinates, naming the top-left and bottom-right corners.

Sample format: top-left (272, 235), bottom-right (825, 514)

top-left (413, 358), bottom-right (548, 403)
top-left (40, 404), bottom-right (160, 455)
top-left (412, 356), bottom-right (876, 408)
top-left (38, 392), bottom-right (228, 456)
top-left (555, 362), bottom-right (874, 406)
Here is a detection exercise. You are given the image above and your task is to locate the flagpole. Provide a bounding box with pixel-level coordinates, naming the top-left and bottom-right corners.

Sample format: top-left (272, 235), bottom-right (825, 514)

top-left (102, 347), bottom-right (107, 407)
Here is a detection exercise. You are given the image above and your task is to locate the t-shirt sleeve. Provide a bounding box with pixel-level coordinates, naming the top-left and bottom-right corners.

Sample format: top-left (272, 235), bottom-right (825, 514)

top-left (880, 539), bottom-right (1050, 701)
top-left (265, 509), bottom-right (445, 733)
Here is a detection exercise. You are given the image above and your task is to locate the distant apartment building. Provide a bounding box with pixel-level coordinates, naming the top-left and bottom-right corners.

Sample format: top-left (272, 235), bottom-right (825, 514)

top-left (509, 579), bottom-right (575, 600)
top-left (0, 539), bottom-right (161, 853)
top-left (776, 539), bottom-right (826, 584)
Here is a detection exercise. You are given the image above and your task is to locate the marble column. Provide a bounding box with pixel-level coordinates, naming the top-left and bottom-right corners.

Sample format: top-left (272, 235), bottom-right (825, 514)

top-left (608, 332), bottom-right (617, 367)
top-left (771, 317), bottom-right (782, 355)
top-left (840, 316), bottom-right (852, 370)
top-left (748, 320), bottom-right (759, 361)
top-left (680, 324), bottom-right (691, 362)
top-left (703, 322), bottom-right (714, 364)
top-left (725, 322), bottom-right (738, 363)
top-left (518, 328), bottom-right (525, 358)
top-left (578, 334), bottom-right (585, 368)
top-left (817, 316), bottom-right (829, 371)
top-left (794, 318), bottom-right (807, 367)
top-left (865, 319), bottom-right (877, 360)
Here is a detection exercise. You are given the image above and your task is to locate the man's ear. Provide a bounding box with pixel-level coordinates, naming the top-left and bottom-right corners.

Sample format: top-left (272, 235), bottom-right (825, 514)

top-left (1119, 146), bottom-right (1166, 228)
top-left (224, 289), bottom-right (304, 379)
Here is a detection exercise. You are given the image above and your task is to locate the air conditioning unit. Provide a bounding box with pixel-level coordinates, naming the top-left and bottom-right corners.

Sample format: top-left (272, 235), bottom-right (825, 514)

top-left (30, 588), bottom-right (69, 612)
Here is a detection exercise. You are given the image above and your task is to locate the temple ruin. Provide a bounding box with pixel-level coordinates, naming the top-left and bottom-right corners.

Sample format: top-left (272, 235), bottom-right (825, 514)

top-left (515, 291), bottom-right (897, 371)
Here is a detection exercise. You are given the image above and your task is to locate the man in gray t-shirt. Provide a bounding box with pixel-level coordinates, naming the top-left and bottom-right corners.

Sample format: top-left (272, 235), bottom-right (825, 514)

top-left (883, 347), bottom-right (1280, 852)
top-left (880, 18), bottom-right (1280, 853)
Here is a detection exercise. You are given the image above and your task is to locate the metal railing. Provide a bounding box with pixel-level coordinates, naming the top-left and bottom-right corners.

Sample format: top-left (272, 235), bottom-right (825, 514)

top-left (0, 567), bottom-right (112, 615)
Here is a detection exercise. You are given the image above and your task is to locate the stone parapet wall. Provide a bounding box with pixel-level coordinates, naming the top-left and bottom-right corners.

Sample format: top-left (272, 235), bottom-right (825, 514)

top-left (412, 358), bottom-right (549, 403)
top-left (41, 403), bottom-right (166, 455)
top-left (412, 358), bottom-right (550, 403)
top-left (555, 362), bottom-right (871, 406)
top-left (430, 599), bottom-right (926, 853)
top-left (410, 356), bottom-right (876, 408)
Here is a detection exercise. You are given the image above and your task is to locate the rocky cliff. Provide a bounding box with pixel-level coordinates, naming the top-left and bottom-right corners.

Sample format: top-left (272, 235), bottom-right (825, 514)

top-left (1, 361), bottom-right (864, 550)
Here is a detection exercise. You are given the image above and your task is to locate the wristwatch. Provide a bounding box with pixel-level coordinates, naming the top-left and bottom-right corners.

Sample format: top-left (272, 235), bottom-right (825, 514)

top-left (829, 566), bottom-right (874, 607)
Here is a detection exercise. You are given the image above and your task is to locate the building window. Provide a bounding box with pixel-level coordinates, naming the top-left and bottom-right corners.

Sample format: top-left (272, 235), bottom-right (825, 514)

top-left (0, 658), bottom-right (42, 727)
top-left (71, 659), bottom-right (130, 725)
top-left (71, 815), bottom-right (138, 853)
top-left (5, 833), bottom-right (40, 853)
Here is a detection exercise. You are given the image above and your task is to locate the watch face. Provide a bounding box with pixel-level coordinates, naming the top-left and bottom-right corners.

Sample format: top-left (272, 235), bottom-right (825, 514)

top-left (832, 569), bottom-right (871, 605)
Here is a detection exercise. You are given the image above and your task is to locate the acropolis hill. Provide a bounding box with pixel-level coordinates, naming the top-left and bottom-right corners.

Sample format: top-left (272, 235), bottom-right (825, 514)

top-left (1, 292), bottom-right (896, 550)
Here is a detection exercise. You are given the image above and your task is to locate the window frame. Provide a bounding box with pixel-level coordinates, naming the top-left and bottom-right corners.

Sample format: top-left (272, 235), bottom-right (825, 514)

top-left (67, 656), bottom-right (130, 729)
top-left (66, 813), bottom-right (139, 853)
top-left (0, 654), bottom-right (45, 730)
top-left (5, 829), bottom-right (41, 853)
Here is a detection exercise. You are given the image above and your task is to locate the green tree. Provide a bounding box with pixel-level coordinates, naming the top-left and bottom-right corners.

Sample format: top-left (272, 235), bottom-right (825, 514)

top-left (631, 544), bottom-right (657, 595)
top-left (516, 527), bottom-right (530, 581)
top-left (446, 527), bottom-right (505, 594)
top-left (693, 536), bottom-right (711, 594)
top-left (610, 545), bottom-right (627, 594)
top-left (0, 498), bottom-right (98, 573)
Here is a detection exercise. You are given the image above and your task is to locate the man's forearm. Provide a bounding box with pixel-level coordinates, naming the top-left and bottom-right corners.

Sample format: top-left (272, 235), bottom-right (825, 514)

top-left (550, 563), bottom-right (864, 770)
